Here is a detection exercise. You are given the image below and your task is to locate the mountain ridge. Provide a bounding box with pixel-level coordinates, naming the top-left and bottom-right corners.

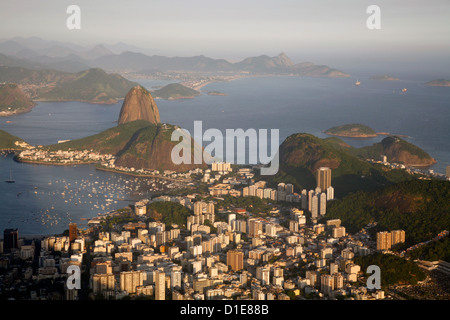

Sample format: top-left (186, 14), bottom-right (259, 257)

top-left (0, 66), bottom-right (138, 104)
top-left (0, 38), bottom-right (349, 77)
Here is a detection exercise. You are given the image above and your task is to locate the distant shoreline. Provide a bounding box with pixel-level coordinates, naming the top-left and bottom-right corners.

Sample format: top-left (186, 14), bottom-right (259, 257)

top-left (0, 105), bottom-right (35, 117)
top-left (95, 165), bottom-right (190, 182)
top-left (324, 131), bottom-right (410, 139)
top-left (14, 156), bottom-right (96, 166)
top-left (33, 98), bottom-right (122, 105)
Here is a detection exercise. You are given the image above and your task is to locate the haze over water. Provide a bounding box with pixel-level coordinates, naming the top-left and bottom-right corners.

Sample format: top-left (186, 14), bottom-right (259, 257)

top-left (1, 75), bottom-right (449, 235)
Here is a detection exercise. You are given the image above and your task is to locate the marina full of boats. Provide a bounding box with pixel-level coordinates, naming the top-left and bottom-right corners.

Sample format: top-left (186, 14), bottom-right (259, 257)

top-left (1, 162), bottom-right (186, 234)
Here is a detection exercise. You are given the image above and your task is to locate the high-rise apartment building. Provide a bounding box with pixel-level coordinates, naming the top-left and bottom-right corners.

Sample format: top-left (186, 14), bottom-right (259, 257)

top-left (256, 267), bottom-right (270, 286)
top-left (69, 223), bottom-right (77, 242)
top-left (3, 228), bottom-right (18, 253)
top-left (319, 192), bottom-right (327, 216)
top-left (391, 230), bottom-right (406, 246)
top-left (227, 249), bottom-right (244, 271)
top-left (377, 231), bottom-right (392, 250)
top-left (154, 270), bottom-right (166, 300)
top-left (377, 230), bottom-right (405, 250)
top-left (333, 273), bottom-right (344, 290)
top-left (120, 271), bottom-right (144, 294)
top-left (248, 218), bottom-right (264, 238)
top-left (326, 186), bottom-right (335, 200)
top-left (170, 270), bottom-right (182, 290)
top-left (92, 273), bottom-right (115, 295)
top-left (301, 189), bottom-right (308, 209)
top-left (320, 274), bottom-right (334, 296)
top-left (285, 183), bottom-right (294, 195)
top-left (194, 201), bottom-right (204, 216)
top-left (316, 167), bottom-right (332, 190)
top-left (310, 194), bottom-right (319, 219)
top-left (332, 226), bottom-right (346, 238)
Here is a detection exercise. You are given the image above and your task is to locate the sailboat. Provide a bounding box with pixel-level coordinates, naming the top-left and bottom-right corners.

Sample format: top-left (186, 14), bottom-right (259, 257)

top-left (5, 169), bottom-right (15, 183)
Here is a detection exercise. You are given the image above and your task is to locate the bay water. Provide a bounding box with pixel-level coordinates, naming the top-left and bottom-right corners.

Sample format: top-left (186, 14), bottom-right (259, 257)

top-left (0, 75), bottom-right (449, 235)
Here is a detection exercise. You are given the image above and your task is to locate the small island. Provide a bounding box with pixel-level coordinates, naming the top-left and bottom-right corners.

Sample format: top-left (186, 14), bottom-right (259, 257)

top-left (424, 79), bottom-right (450, 87)
top-left (324, 123), bottom-right (377, 138)
top-left (370, 75), bottom-right (399, 81)
top-left (207, 91), bottom-right (227, 96)
top-left (151, 83), bottom-right (201, 100)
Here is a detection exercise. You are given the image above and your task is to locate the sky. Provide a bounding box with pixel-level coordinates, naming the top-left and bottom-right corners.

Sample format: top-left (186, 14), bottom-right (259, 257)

top-left (1, 0), bottom-right (449, 72)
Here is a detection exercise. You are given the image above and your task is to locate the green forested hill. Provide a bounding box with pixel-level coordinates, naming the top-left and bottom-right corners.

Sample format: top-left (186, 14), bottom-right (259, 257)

top-left (357, 136), bottom-right (436, 166)
top-left (38, 68), bottom-right (137, 103)
top-left (0, 66), bottom-right (137, 103)
top-left (147, 201), bottom-right (193, 227)
top-left (354, 253), bottom-right (426, 287)
top-left (268, 133), bottom-right (415, 198)
top-left (45, 120), bottom-right (207, 172)
top-left (324, 180), bottom-right (450, 246)
top-left (0, 129), bottom-right (28, 150)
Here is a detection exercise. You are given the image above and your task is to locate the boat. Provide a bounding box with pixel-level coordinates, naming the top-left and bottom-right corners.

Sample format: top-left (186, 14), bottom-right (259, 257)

top-left (402, 88), bottom-right (407, 93)
top-left (355, 79), bottom-right (361, 86)
top-left (5, 169), bottom-right (15, 183)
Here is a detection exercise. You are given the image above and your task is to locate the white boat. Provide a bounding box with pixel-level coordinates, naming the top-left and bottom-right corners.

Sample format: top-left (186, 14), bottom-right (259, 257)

top-left (5, 169), bottom-right (15, 183)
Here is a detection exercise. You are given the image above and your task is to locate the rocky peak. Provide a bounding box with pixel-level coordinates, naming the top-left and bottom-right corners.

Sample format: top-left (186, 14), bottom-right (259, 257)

top-left (276, 52), bottom-right (293, 67)
top-left (118, 85), bottom-right (160, 125)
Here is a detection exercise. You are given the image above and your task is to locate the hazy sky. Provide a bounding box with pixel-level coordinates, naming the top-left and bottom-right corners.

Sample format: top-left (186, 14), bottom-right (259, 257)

top-left (1, 0), bottom-right (449, 70)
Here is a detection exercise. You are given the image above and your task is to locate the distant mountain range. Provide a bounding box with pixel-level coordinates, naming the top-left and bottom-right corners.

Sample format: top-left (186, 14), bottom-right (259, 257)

top-left (0, 37), bottom-right (350, 77)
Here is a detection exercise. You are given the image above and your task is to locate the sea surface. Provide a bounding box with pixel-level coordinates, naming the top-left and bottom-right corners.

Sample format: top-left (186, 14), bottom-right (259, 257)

top-left (0, 75), bottom-right (449, 235)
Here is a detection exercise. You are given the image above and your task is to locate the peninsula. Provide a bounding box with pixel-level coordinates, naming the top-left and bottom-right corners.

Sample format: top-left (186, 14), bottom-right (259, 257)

top-left (0, 83), bottom-right (35, 116)
top-left (16, 86), bottom-right (207, 173)
top-left (370, 75), bottom-right (399, 81)
top-left (151, 83), bottom-right (200, 100)
top-left (424, 79), bottom-right (450, 87)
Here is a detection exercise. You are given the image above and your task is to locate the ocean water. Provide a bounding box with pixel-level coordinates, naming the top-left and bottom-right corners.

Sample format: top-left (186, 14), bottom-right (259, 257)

top-left (0, 75), bottom-right (449, 235)
top-left (150, 76), bottom-right (449, 173)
